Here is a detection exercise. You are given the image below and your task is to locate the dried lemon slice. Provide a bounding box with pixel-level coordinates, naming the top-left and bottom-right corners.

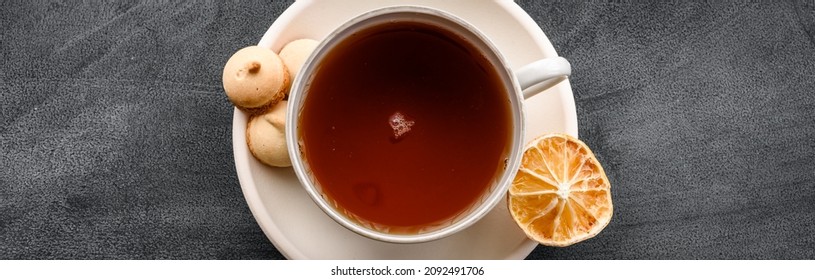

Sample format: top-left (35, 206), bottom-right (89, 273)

top-left (508, 134), bottom-right (612, 247)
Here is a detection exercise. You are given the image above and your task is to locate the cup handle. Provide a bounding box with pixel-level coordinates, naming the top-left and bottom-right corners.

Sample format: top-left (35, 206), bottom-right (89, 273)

top-left (516, 57), bottom-right (571, 100)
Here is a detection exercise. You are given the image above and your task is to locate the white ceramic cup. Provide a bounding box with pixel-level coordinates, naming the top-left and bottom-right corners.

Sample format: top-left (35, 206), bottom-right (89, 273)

top-left (286, 6), bottom-right (570, 243)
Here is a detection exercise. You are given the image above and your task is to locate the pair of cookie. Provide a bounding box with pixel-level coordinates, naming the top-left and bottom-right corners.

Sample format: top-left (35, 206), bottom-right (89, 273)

top-left (222, 39), bottom-right (319, 167)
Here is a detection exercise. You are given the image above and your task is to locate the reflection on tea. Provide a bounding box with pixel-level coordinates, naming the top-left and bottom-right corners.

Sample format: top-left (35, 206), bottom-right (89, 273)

top-left (299, 21), bottom-right (512, 231)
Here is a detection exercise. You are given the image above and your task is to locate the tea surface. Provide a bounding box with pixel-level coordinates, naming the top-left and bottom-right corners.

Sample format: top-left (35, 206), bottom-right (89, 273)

top-left (300, 21), bottom-right (512, 231)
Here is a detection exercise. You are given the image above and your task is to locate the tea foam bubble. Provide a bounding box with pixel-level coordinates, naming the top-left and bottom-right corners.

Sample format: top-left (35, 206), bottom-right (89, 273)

top-left (389, 111), bottom-right (414, 141)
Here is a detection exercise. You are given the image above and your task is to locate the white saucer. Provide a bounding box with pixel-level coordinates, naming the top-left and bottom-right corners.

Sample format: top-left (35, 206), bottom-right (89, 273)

top-left (232, 0), bottom-right (578, 259)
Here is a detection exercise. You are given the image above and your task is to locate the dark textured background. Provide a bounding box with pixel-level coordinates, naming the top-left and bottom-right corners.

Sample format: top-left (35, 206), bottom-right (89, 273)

top-left (1, 0), bottom-right (814, 259)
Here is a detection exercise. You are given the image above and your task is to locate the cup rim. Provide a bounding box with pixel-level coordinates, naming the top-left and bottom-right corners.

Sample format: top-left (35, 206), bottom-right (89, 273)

top-left (286, 5), bottom-right (526, 243)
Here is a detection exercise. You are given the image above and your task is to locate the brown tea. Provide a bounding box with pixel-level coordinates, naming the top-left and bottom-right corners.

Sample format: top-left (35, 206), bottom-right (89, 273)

top-left (299, 21), bottom-right (512, 231)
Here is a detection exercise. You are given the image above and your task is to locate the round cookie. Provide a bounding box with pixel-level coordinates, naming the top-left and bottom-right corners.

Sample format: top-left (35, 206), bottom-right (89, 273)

top-left (278, 39), bottom-right (319, 80)
top-left (223, 46), bottom-right (290, 111)
top-left (246, 100), bottom-right (291, 167)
